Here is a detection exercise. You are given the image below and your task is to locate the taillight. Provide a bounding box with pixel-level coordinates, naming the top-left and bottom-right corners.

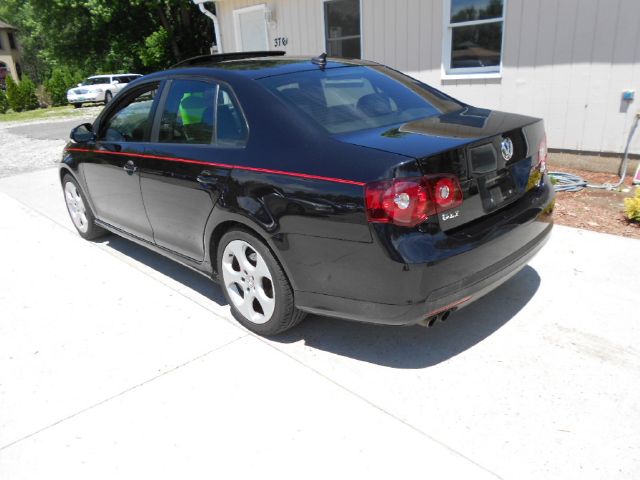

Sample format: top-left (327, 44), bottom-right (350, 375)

top-left (537, 135), bottom-right (548, 173)
top-left (365, 175), bottom-right (463, 227)
top-left (433, 177), bottom-right (463, 209)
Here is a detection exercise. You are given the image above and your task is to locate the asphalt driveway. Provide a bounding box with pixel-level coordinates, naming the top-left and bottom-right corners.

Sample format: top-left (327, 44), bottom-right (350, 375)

top-left (0, 166), bottom-right (638, 479)
top-left (5, 118), bottom-right (89, 141)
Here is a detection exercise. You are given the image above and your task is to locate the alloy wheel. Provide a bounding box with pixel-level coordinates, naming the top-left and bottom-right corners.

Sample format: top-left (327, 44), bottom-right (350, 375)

top-left (221, 239), bottom-right (276, 324)
top-left (64, 181), bottom-right (89, 233)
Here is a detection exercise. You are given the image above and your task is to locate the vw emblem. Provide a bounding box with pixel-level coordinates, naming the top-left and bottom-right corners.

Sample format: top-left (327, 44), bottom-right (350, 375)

top-left (501, 137), bottom-right (514, 161)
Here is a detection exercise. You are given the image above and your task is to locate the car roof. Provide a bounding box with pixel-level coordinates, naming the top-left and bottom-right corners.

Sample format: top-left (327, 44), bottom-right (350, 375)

top-left (151, 56), bottom-right (379, 81)
top-left (88, 74), bottom-right (141, 78)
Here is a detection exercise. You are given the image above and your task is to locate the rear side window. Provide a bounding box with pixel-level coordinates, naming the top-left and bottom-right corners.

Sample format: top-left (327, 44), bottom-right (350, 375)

top-left (261, 66), bottom-right (462, 135)
top-left (217, 86), bottom-right (248, 146)
top-left (100, 84), bottom-right (159, 142)
top-left (159, 79), bottom-right (216, 144)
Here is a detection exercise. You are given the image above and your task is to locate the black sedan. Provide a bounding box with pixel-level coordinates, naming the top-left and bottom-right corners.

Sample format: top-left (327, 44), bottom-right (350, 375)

top-left (60, 52), bottom-right (555, 336)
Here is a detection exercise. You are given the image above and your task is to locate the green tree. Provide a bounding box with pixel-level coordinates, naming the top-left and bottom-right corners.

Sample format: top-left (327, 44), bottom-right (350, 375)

top-left (5, 75), bottom-right (22, 111)
top-left (27, 1), bottom-right (212, 73)
top-left (45, 67), bottom-right (79, 106)
top-left (1, 1), bottom-right (214, 82)
top-left (19, 75), bottom-right (39, 110)
top-left (139, 27), bottom-right (172, 71)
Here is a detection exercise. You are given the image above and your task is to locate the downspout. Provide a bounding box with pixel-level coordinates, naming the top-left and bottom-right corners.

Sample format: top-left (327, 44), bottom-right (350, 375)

top-left (198, 2), bottom-right (223, 53)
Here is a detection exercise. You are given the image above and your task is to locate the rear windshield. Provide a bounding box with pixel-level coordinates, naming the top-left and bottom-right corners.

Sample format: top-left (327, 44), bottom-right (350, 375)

top-left (260, 66), bottom-right (463, 134)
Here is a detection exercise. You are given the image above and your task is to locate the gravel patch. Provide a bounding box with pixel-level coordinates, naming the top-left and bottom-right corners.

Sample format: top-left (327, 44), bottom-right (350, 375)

top-left (0, 127), bottom-right (66, 178)
top-left (0, 108), bottom-right (100, 178)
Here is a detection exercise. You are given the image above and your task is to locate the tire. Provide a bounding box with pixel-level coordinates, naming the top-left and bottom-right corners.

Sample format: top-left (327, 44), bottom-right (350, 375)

top-left (104, 91), bottom-right (112, 104)
top-left (73, 103), bottom-right (82, 109)
top-left (217, 229), bottom-right (305, 336)
top-left (62, 174), bottom-right (108, 240)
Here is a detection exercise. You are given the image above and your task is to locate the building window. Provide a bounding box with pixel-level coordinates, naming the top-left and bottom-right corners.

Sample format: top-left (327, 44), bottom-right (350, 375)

top-left (443, 0), bottom-right (505, 75)
top-left (8, 32), bottom-right (17, 50)
top-left (324, 0), bottom-right (361, 59)
top-left (0, 33), bottom-right (4, 51)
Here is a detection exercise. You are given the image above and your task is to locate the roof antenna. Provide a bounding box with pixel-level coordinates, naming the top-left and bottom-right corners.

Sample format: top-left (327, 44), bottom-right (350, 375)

top-left (311, 52), bottom-right (327, 68)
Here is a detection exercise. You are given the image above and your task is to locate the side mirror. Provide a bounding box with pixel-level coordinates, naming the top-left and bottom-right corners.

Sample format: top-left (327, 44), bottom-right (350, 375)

top-left (70, 123), bottom-right (96, 143)
top-left (112, 80), bottom-right (119, 85)
top-left (77, 83), bottom-right (82, 87)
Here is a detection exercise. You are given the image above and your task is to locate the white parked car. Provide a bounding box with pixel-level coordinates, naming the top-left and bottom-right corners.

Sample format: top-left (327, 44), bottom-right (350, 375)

top-left (67, 74), bottom-right (142, 108)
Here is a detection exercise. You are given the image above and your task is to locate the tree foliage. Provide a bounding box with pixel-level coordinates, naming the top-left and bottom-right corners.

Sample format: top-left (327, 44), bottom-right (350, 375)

top-left (19, 75), bottom-right (39, 110)
top-left (5, 75), bottom-right (21, 111)
top-left (5, 75), bottom-right (39, 111)
top-left (45, 67), bottom-right (83, 106)
top-left (0, 0), bottom-right (214, 81)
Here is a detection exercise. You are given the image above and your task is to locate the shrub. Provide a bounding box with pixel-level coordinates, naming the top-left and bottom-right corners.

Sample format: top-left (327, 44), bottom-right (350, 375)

top-left (45, 68), bottom-right (78, 106)
top-left (624, 188), bottom-right (640, 223)
top-left (0, 89), bottom-right (8, 114)
top-left (19, 76), bottom-right (39, 111)
top-left (4, 75), bottom-right (39, 112)
top-left (5, 75), bottom-right (21, 111)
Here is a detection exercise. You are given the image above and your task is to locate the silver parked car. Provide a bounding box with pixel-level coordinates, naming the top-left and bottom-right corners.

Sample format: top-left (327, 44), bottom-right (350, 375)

top-left (67, 74), bottom-right (142, 108)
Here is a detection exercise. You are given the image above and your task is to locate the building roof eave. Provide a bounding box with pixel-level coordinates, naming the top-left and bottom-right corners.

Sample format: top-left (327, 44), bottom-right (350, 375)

top-left (0, 19), bottom-right (18, 31)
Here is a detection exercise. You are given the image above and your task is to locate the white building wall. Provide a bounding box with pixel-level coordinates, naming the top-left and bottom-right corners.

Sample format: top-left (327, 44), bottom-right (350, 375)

top-left (215, 0), bottom-right (640, 155)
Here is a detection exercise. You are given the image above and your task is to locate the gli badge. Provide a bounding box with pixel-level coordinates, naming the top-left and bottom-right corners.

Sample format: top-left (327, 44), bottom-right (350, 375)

top-left (501, 137), bottom-right (514, 161)
top-left (441, 210), bottom-right (460, 221)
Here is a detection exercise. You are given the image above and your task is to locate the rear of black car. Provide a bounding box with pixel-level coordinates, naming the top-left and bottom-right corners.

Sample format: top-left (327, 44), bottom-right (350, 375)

top-left (260, 63), bottom-right (554, 325)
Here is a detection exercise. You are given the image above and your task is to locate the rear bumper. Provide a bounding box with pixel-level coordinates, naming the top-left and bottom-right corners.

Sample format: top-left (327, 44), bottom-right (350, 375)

top-left (295, 222), bottom-right (551, 325)
top-left (291, 178), bottom-right (555, 326)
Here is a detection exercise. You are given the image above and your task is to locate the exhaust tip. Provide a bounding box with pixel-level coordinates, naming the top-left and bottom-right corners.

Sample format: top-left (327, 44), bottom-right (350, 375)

top-left (419, 309), bottom-right (455, 328)
top-left (418, 315), bottom-right (439, 328)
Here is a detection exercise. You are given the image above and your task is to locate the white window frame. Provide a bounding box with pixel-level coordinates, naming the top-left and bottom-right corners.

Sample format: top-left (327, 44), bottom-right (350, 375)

top-left (441, 0), bottom-right (507, 79)
top-left (233, 4), bottom-right (270, 52)
top-left (321, 0), bottom-right (363, 60)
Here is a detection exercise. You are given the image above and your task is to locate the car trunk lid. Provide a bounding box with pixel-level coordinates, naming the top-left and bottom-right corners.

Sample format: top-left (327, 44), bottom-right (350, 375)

top-left (336, 107), bottom-right (545, 230)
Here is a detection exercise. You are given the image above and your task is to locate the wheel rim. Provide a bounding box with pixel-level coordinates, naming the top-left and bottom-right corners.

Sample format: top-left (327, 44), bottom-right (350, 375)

top-left (221, 240), bottom-right (275, 325)
top-left (64, 181), bottom-right (89, 233)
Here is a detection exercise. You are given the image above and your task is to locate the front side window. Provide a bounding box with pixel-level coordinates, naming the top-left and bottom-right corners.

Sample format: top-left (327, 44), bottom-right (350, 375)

top-left (261, 66), bottom-right (462, 135)
top-left (444, 0), bottom-right (505, 75)
top-left (159, 79), bottom-right (216, 145)
top-left (100, 84), bottom-right (159, 142)
top-left (324, 0), bottom-right (361, 59)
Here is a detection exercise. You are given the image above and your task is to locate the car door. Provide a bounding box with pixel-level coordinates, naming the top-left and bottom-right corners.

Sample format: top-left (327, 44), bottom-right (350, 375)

top-left (138, 78), bottom-right (246, 261)
top-left (81, 81), bottom-right (162, 242)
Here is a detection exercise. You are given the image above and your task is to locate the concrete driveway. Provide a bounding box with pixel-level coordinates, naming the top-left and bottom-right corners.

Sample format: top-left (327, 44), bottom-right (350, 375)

top-left (0, 166), bottom-right (639, 479)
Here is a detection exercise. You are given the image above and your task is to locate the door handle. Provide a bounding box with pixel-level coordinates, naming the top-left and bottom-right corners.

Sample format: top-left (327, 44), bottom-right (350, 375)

top-left (123, 160), bottom-right (138, 175)
top-left (197, 170), bottom-right (219, 186)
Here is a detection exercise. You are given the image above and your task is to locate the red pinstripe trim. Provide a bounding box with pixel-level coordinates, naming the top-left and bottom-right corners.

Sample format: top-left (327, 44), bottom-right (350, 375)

top-left (65, 148), bottom-right (366, 186)
top-left (426, 296), bottom-right (472, 317)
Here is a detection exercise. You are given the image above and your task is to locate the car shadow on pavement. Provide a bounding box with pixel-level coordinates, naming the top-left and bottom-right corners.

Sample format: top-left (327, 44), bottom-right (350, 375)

top-left (101, 234), bottom-right (539, 369)
top-left (274, 266), bottom-right (541, 369)
top-left (101, 235), bottom-right (228, 306)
